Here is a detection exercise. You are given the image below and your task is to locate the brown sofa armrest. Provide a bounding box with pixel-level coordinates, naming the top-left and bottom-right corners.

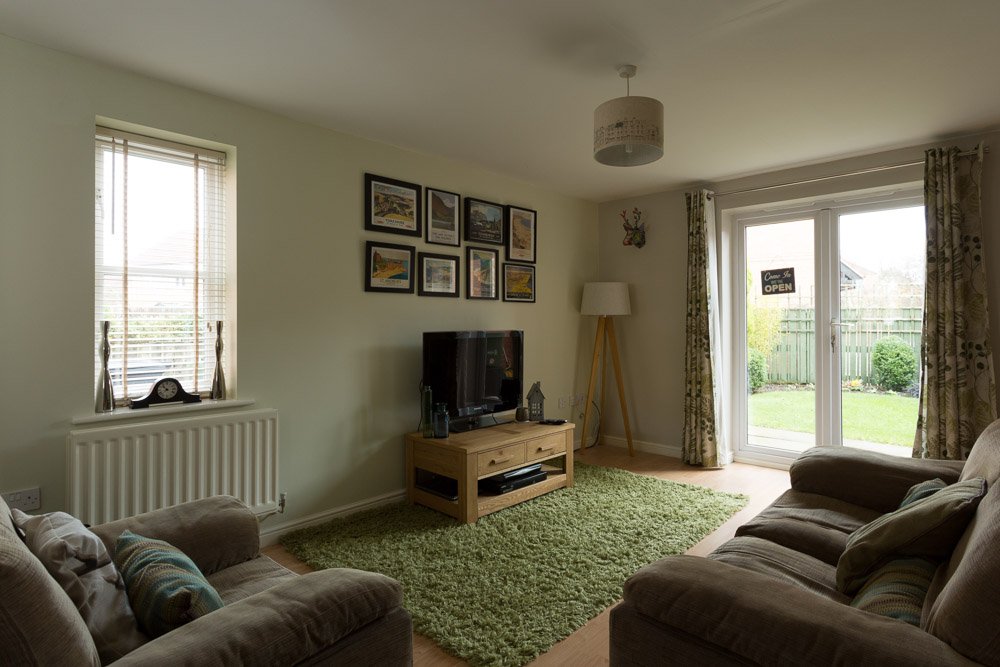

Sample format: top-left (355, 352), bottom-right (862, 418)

top-left (89, 495), bottom-right (259, 575)
top-left (790, 446), bottom-right (965, 513)
top-left (618, 556), bottom-right (973, 666)
top-left (113, 569), bottom-right (408, 667)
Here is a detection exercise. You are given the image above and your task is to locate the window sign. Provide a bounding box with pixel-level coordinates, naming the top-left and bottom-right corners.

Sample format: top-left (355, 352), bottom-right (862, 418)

top-left (761, 267), bottom-right (795, 295)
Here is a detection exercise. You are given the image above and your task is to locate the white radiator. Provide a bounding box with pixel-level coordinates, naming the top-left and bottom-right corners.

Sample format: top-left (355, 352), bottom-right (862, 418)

top-left (67, 409), bottom-right (279, 525)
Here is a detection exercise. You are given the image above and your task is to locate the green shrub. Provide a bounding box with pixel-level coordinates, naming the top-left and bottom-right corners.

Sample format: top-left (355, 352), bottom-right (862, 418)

top-left (871, 336), bottom-right (918, 392)
top-left (748, 349), bottom-right (768, 393)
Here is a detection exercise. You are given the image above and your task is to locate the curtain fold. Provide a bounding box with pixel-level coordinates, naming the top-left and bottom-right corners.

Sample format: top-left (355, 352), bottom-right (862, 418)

top-left (683, 189), bottom-right (725, 467)
top-left (914, 147), bottom-right (997, 459)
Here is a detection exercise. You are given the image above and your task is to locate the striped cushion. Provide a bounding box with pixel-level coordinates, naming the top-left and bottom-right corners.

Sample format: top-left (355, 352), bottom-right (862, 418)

top-left (850, 557), bottom-right (937, 626)
top-left (114, 530), bottom-right (224, 637)
top-left (899, 478), bottom-right (947, 508)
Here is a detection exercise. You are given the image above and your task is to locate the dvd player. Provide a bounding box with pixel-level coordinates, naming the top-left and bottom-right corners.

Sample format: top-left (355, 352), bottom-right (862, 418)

top-left (479, 465), bottom-right (548, 495)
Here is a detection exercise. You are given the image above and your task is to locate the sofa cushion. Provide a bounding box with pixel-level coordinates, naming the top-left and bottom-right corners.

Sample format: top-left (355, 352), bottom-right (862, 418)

top-left (899, 478), bottom-right (947, 508)
top-left (114, 530), bottom-right (224, 638)
top-left (850, 557), bottom-right (938, 626)
top-left (959, 417), bottom-right (1000, 485)
top-left (0, 498), bottom-right (101, 666)
top-left (922, 486), bottom-right (1000, 665)
top-left (736, 489), bottom-right (880, 564)
top-left (207, 555), bottom-right (297, 604)
top-left (837, 478), bottom-right (986, 594)
top-left (12, 510), bottom-right (147, 663)
top-left (710, 536), bottom-right (848, 603)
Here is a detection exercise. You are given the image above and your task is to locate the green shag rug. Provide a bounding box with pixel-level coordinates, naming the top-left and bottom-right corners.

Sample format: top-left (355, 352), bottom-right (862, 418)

top-left (282, 463), bottom-right (747, 667)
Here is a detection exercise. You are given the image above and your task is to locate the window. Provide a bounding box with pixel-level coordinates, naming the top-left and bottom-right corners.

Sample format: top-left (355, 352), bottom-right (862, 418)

top-left (95, 127), bottom-right (228, 403)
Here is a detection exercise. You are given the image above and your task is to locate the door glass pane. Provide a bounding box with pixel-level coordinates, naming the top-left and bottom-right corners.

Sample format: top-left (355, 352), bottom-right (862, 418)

top-left (746, 219), bottom-right (816, 452)
top-left (839, 206), bottom-right (924, 457)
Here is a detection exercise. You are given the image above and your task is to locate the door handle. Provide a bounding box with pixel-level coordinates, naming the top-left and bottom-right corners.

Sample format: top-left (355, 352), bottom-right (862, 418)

top-left (830, 320), bottom-right (854, 352)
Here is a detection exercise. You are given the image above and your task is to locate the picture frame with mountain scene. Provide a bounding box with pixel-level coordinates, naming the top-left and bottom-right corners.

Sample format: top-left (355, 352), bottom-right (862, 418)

top-left (425, 187), bottom-right (461, 247)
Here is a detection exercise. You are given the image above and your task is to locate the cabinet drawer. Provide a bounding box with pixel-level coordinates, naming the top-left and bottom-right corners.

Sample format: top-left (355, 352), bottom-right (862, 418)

top-left (525, 433), bottom-right (567, 462)
top-left (478, 444), bottom-right (526, 476)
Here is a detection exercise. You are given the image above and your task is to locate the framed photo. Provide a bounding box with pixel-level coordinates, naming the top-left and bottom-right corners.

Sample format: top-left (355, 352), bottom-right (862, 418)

top-left (364, 241), bottom-right (415, 293)
top-left (464, 197), bottom-right (504, 245)
top-left (505, 205), bottom-right (537, 263)
top-left (418, 252), bottom-right (459, 297)
top-left (503, 263), bottom-right (536, 303)
top-left (466, 246), bottom-right (499, 300)
top-left (365, 173), bottom-right (422, 237)
top-left (425, 188), bottom-right (461, 247)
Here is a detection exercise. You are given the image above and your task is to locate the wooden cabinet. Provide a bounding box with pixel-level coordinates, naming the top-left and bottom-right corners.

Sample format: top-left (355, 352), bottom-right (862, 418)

top-left (404, 422), bottom-right (574, 523)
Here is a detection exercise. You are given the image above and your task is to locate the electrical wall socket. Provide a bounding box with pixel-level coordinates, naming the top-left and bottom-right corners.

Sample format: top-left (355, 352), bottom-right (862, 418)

top-left (2, 487), bottom-right (41, 512)
top-left (558, 396), bottom-right (568, 409)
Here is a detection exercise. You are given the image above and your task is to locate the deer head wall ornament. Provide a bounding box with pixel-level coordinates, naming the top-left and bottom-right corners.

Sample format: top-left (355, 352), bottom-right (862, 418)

top-left (621, 207), bottom-right (647, 248)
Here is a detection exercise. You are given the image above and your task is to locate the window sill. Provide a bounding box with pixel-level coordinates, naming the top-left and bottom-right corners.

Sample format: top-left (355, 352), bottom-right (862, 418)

top-left (72, 399), bottom-right (256, 426)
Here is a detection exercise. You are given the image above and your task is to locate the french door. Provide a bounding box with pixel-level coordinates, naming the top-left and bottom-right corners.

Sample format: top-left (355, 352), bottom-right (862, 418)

top-left (730, 188), bottom-right (925, 464)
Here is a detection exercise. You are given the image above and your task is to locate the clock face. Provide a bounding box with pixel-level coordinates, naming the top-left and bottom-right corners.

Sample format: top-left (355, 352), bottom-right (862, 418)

top-left (156, 379), bottom-right (179, 400)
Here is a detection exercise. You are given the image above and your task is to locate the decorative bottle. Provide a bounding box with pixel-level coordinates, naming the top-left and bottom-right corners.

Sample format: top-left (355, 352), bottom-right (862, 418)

top-left (420, 386), bottom-right (434, 437)
top-left (432, 403), bottom-right (450, 438)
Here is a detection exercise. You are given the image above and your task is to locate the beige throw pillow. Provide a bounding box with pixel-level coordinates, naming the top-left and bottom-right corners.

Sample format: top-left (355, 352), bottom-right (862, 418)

top-left (836, 478), bottom-right (986, 595)
top-left (13, 510), bottom-right (148, 663)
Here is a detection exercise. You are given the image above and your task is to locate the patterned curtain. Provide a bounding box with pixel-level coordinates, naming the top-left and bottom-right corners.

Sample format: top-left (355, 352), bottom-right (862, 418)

top-left (914, 147), bottom-right (997, 459)
top-left (683, 189), bottom-right (725, 467)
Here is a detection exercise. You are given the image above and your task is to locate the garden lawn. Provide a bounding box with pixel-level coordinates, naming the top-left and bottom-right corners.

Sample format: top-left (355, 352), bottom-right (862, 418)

top-left (749, 389), bottom-right (918, 447)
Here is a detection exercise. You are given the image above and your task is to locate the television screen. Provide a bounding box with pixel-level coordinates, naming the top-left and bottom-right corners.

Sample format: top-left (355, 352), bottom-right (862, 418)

top-left (423, 330), bottom-right (523, 430)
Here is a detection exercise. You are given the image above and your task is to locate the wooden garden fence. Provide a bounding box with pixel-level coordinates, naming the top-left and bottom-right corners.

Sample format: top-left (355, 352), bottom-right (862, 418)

top-left (767, 307), bottom-right (922, 384)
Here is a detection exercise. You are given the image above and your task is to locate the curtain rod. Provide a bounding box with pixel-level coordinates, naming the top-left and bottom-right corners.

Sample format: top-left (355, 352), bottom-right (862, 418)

top-left (714, 145), bottom-right (988, 199)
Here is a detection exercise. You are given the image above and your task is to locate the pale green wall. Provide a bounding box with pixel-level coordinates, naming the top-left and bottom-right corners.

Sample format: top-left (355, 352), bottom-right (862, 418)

top-left (0, 34), bottom-right (598, 527)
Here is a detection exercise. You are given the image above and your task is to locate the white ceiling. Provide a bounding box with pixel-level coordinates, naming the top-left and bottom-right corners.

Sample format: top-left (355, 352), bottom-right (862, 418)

top-left (2, 0), bottom-right (999, 202)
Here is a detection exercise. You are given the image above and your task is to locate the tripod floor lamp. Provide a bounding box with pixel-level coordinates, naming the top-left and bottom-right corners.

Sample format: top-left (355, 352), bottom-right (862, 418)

top-left (580, 282), bottom-right (634, 456)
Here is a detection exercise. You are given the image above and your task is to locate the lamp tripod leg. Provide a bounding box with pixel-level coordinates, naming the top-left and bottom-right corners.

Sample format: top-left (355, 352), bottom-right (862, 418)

top-left (580, 316), bottom-right (607, 455)
top-left (606, 317), bottom-right (635, 456)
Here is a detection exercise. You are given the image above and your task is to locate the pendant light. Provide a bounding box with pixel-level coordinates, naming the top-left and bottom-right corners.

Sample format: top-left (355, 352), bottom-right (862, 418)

top-left (593, 64), bottom-right (663, 167)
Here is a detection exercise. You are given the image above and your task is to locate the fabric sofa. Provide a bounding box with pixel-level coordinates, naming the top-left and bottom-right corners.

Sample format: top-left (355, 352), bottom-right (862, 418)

top-left (1, 494), bottom-right (413, 666)
top-left (610, 420), bottom-right (1000, 666)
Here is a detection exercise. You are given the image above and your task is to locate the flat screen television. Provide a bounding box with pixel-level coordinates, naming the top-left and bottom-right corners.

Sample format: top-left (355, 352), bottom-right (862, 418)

top-left (422, 330), bottom-right (524, 431)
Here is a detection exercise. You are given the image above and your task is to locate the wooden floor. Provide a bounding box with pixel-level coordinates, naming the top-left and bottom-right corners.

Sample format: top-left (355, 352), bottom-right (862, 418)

top-left (262, 445), bottom-right (790, 666)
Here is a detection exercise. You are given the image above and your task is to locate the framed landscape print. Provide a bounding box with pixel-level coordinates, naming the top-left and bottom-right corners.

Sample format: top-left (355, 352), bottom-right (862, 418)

top-left (503, 263), bottom-right (535, 302)
top-left (464, 197), bottom-right (504, 245)
top-left (364, 241), bottom-right (415, 293)
top-left (425, 188), bottom-right (461, 247)
top-left (505, 205), bottom-right (536, 263)
top-left (418, 252), bottom-right (459, 297)
top-left (365, 173), bottom-right (422, 237)
top-left (466, 246), bottom-right (498, 300)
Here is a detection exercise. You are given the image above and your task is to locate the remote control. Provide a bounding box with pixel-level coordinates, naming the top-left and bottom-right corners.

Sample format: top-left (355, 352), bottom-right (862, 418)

top-left (540, 418), bottom-right (568, 425)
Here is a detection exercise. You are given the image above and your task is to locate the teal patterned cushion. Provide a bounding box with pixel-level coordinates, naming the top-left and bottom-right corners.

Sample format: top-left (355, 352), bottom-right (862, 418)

top-left (899, 478), bottom-right (947, 508)
top-left (850, 557), bottom-right (937, 626)
top-left (113, 530), bottom-right (224, 637)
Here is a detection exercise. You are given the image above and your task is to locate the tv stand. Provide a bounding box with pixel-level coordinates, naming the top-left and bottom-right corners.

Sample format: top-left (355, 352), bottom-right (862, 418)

top-left (404, 421), bottom-right (574, 523)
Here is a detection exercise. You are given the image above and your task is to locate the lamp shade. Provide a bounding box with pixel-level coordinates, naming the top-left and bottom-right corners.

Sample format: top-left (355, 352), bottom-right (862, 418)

top-left (593, 96), bottom-right (663, 167)
top-left (581, 282), bottom-right (631, 316)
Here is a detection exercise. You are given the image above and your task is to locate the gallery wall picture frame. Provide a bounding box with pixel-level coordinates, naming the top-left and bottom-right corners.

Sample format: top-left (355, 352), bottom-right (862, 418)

top-left (505, 205), bottom-right (537, 264)
top-left (466, 246), bottom-right (499, 300)
top-left (464, 197), bottom-right (505, 245)
top-left (364, 240), bottom-right (415, 293)
top-left (425, 188), bottom-right (461, 247)
top-left (503, 263), bottom-right (536, 303)
top-left (418, 252), bottom-right (460, 297)
top-left (364, 173), bottom-right (422, 237)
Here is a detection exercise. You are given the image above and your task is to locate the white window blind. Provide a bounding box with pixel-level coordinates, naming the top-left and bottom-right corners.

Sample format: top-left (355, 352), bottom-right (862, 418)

top-left (95, 127), bottom-right (227, 403)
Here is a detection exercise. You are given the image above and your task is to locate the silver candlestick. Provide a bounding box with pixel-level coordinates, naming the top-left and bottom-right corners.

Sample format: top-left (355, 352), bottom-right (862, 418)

top-left (210, 320), bottom-right (227, 400)
top-left (95, 321), bottom-right (115, 413)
